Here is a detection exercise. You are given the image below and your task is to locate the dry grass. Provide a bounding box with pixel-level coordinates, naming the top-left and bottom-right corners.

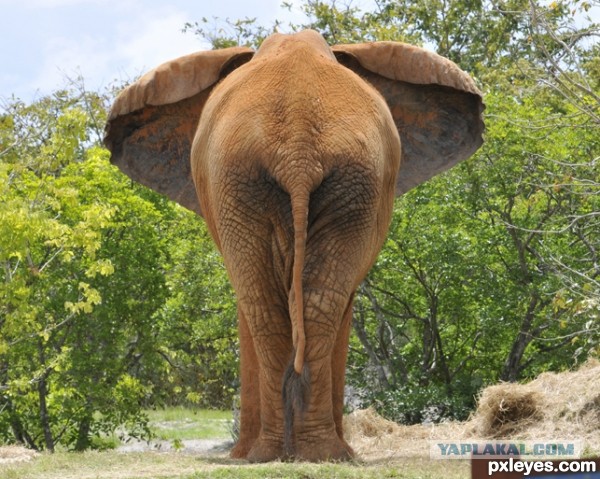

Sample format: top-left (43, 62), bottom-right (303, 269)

top-left (0, 446), bottom-right (39, 465)
top-left (344, 407), bottom-right (465, 460)
top-left (345, 358), bottom-right (600, 459)
top-left (0, 448), bottom-right (470, 479)
top-left (467, 385), bottom-right (544, 437)
top-left (467, 357), bottom-right (600, 452)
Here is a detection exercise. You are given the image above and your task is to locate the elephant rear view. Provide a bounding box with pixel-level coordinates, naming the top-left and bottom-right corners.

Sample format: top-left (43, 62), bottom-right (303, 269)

top-left (104, 29), bottom-right (484, 462)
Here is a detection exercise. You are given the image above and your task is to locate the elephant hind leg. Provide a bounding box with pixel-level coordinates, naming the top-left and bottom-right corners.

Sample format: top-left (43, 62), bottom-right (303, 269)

top-left (331, 294), bottom-right (355, 455)
top-left (230, 308), bottom-right (261, 459)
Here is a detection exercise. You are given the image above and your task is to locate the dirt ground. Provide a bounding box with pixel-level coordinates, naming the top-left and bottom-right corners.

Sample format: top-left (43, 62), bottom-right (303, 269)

top-left (117, 438), bottom-right (233, 454)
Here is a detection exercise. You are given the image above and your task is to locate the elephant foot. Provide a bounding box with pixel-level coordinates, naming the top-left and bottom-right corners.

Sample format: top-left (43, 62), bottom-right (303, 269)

top-left (294, 432), bottom-right (355, 462)
top-left (246, 437), bottom-right (284, 463)
top-left (230, 438), bottom-right (255, 459)
top-left (340, 436), bottom-right (355, 457)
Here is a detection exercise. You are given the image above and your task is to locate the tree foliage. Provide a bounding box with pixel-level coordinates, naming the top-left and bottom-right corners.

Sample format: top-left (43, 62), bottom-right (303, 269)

top-left (0, 90), bottom-right (169, 450)
top-left (0, 85), bottom-right (242, 449)
top-left (154, 208), bottom-right (238, 410)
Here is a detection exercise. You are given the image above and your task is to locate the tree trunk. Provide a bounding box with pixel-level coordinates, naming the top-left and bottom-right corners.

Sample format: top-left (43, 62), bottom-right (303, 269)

top-left (37, 340), bottom-right (55, 452)
top-left (37, 373), bottom-right (55, 452)
top-left (6, 398), bottom-right (38, 450)
top-left (500, 294), bottom-right (539, 382)
top-left (353, 304), bottom-right (391, 390)
top-left (74, 414), bottom-right (91, 451)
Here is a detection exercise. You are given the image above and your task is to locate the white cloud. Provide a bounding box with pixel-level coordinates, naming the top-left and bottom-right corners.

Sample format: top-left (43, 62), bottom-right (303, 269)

top-left (115, 6), bottom-right (206, 77)
top-left (30, 34), bottom-right (112, 93)
top-left (5, 0), bottom-right (110, 7)
top-left (22, 2), bottom-right (204, 95)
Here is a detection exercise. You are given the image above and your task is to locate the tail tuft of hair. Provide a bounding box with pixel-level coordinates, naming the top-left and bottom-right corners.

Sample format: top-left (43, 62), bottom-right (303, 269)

top-left (282, 356), bottom-right (310, 458)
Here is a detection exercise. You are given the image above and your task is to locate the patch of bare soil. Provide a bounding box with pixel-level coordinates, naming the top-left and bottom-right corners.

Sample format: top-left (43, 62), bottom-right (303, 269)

top-left (118, 438), bottom-right (233, 454)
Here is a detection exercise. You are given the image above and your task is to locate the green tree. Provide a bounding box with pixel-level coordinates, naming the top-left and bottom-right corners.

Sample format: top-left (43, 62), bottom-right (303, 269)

top-left (464, 89), bottom-right (599, 381)
top-left (350, 173), bottom-right (497, 422)
top-left (0, 89), bottom-right (174, 450)
top-left (152, 208), bottom-right (239, 410)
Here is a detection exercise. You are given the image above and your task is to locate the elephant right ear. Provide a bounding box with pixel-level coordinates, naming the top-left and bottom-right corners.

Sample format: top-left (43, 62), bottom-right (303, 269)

top-left (333, 42), bottom-right (484, 196)
top-left (104, 47), bottom-right (254, 216)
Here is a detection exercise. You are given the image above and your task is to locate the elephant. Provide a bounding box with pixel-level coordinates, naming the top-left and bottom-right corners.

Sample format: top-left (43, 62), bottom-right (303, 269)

top-left (104, 29), bottom-right (484, 462)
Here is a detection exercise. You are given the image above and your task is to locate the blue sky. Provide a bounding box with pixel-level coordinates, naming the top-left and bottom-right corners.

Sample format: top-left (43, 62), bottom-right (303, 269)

top-left (0, 0), bottom-right (318, 101)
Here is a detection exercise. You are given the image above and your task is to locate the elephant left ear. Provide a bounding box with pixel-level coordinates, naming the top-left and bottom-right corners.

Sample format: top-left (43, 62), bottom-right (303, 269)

top-left (332, 42), bottom-right (484, 196)
top-left (104, 47), bottom-right (254, 215)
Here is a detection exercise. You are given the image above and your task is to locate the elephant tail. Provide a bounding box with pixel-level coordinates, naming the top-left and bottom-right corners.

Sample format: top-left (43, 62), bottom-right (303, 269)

top-left (290, 188), bottom-right (309, 374)
top-left (282, 182), bottom-right (312, 456)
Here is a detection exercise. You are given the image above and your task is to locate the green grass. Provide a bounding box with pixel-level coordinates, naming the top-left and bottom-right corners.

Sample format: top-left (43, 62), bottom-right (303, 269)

top-left (0, 408), bottom-right (472, 478)
top-left (183, 461), bottom-right (471, 478)
top-left (145, 408), bottom-right (233, 441)
top-left (146, 408), bottom-right (232, 423)
top-left (0, 450), bottom-right (471, 479)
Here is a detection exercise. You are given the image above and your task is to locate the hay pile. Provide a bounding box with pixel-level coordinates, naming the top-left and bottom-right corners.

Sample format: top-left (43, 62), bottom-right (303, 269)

top-left (467, 386), bottom-right (544, 437)
top-left (343, 407), bottom-right (463, 459)
top-left (0, 445), bottom-right (38, 465)
top-left (344, 358), bottom-right (600, 460)
top-left (467, 358), bottom-right (600, 451)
